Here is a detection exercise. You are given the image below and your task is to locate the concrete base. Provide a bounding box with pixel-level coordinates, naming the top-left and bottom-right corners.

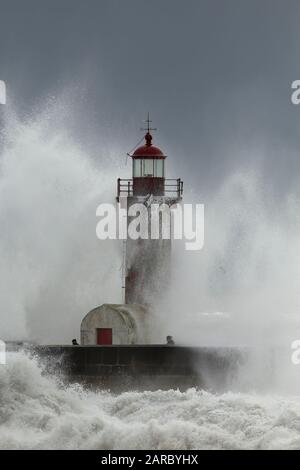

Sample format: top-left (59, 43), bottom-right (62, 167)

top-left (33, 345), bottom-right (247, 392)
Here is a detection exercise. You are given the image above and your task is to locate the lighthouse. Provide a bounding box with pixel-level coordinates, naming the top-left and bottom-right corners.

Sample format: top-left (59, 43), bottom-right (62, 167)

top-left (118, 116), bottom-right (183, 306)
top-left (81, 117), bottom-right (183, 345)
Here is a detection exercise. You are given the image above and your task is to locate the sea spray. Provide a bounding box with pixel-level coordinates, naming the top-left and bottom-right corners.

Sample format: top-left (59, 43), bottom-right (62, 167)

top-left (1, 97), bottom-right (300, 349)
top-left (1, 351), bottom-right (300, 449)
top-left (0, 99), bottom-right (124, 343)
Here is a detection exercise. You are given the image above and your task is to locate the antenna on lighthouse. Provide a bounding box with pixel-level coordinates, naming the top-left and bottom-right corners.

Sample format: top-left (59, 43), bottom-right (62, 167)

top-left (126, 113), bottom-right (157, 161)
top-left (140, 112), bottom-right (157, 134)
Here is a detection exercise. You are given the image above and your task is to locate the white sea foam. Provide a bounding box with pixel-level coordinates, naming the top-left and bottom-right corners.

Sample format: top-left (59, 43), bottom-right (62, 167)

top-left (0, 352), bottom-right (300, 450)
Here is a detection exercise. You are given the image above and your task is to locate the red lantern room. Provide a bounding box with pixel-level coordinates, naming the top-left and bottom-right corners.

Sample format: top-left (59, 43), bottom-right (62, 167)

top-left (117, 115), bottom-right (183, 200)
top-left (131, 131), bottom-right (166, 196)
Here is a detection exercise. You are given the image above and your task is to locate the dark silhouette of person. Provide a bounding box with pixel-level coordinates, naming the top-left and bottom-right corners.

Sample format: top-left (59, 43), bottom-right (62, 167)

top-left (72, 339), bottom-right (79, 345)
top-left (166, 335), bottom-right (175, 345)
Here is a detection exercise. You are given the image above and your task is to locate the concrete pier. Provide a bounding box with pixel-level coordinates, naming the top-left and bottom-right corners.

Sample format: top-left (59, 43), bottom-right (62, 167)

top-left (33, 345), bottom-right (246, 391)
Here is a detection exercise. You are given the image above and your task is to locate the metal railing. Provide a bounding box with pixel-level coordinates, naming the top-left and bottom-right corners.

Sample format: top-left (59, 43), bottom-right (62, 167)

top-left (117, 178), bottom-right (183, 198)
top-left (118, 179), bottom-right (133, 197)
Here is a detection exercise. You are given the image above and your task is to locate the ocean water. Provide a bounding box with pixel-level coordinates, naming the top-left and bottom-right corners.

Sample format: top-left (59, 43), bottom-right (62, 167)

top-left (1, 351), bottom-right (300, 450)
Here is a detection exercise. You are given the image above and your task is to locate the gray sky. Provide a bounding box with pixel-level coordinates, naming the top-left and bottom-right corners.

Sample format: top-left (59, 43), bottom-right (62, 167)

top-left (1, 0), bottom-right (300, 197)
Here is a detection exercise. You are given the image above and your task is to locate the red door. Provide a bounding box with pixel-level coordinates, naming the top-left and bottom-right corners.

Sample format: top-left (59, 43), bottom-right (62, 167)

top-left (97, 328), bottom-right (112, 345)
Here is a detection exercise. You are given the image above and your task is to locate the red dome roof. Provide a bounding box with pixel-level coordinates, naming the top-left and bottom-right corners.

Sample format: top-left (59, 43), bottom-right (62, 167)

top-left (132, 132), bottom-right (166, 159)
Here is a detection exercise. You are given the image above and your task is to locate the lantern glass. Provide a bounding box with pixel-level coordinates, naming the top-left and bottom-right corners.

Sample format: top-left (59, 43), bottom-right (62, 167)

top-left (133, 159), bottom-right (142, 177)
top-left (155, 160), bottom-right (164, 177)
top-left (143, 159), bottom-right (154, 176)
top-left (133, 158), bottom-right (164, 177)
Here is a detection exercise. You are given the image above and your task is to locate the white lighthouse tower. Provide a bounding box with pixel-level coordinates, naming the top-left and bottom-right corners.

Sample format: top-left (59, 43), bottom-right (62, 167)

top-left (118, 115), bottom-right (183, 306)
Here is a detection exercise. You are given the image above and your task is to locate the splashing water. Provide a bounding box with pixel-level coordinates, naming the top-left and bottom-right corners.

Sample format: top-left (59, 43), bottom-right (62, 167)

top-left (2, 97), bottom-right (300, 449)
top-left (1, 96), bottom-right (300, 348)
top-left (1, 351), bottom-right (300, 450)
top-left (0, 98), bottom-right (125, 343)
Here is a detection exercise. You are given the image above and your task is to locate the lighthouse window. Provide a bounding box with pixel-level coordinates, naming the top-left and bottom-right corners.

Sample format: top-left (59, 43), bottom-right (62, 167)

top-left (155, 160), bottom-right (164, 177)
top-left (133, 158), bottom-right (164, 177)
top-left (133, 159), bottom-right (143, 177)
top-left (143, 159), bottom-right (154, 176)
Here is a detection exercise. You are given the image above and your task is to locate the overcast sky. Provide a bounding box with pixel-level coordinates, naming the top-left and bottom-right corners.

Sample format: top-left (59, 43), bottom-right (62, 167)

top-left (1, 0), bottom-right (300, 197)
